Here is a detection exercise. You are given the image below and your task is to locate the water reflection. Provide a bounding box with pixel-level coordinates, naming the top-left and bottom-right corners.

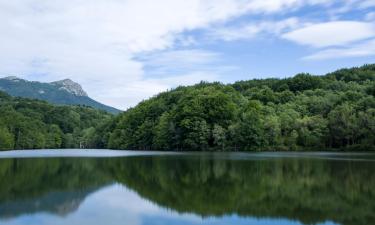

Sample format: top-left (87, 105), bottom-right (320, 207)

top-left (0, 153), bottom-right (374, 225)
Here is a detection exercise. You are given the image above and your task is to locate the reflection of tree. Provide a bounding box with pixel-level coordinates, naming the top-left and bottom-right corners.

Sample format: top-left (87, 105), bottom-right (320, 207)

top-left (112, 156), bottom-right (375, 225)
top-left (0, 158), bottom-right (111, 218)
top-left (0, 158), bottom-right (110, 202)
top-left (0, 156), bottom-right (374, 225)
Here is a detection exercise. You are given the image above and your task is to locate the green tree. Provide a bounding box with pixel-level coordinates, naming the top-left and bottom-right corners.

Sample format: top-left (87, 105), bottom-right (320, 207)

top-left (296, 116), bottom-right (328, 149)
top-left (45, 125), bottom-right (63, 149)
top-left (0, 127), bottom-right (14, 150)
top-left (212, 124), bottom-right (227, 151)
top-left (328, 104), bottom-right (358, 147)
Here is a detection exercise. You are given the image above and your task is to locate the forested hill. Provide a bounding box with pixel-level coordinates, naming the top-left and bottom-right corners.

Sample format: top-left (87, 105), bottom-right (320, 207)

top-left (1, 64), bottom-right (374, 151)
top-left (0, 91), bottom-right (113, 150)
top-left (0, 77), bottom-right (120, 114)
top-left (105, 64), bottom-right (375, 151)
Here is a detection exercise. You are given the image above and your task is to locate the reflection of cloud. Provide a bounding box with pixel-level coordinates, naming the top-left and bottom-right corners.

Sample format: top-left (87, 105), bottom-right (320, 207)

top-left (0, 149), bottom-right (176, 159)
top-left (1, 184), bottom-right (339, 225)
top-left (0, 188), bottom-right (99, 219)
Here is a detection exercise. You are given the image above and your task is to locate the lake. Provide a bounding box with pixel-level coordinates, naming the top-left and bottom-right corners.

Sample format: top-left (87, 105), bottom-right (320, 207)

top-left (0, 150), bottom-right (374, 225)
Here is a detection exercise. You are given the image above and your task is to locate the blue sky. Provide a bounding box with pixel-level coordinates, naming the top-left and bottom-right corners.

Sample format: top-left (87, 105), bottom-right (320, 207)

top-left (0, 0), bottom-right (374, 109)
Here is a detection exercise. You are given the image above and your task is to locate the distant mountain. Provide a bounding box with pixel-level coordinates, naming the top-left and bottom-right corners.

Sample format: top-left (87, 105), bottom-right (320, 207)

top-left (0, 76), bottom-right (120, 114)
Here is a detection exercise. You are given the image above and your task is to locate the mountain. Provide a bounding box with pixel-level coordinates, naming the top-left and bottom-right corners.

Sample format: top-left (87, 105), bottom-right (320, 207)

top-left (0, 76), bottom-right (120, 114)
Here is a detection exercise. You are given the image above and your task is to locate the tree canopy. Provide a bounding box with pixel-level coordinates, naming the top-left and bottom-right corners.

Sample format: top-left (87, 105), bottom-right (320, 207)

top-left (106, 64), bottom-right (375, 151)
top-left (0, 92), bottom-right (112, 150)
top-left (1, 64), bottom-right (374, 151)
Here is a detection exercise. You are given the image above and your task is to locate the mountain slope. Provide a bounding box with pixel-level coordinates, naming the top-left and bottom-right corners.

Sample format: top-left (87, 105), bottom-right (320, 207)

top-left (0, 77), bottom-right (120, 114)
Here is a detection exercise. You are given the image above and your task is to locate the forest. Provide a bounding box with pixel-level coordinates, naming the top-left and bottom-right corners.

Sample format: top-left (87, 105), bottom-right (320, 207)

top-left (0, 64), bottom-right (374, 151)
top-left (106, 64), bottom-right (375, 151)
top-left (0, 92), bottom-right (112, 150)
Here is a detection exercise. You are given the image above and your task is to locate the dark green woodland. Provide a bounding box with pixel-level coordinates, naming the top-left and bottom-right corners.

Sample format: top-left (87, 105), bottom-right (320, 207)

top-left (106, 64), bottom-right (375, 151)
top-left (0, 92), bottom-right (112, 150)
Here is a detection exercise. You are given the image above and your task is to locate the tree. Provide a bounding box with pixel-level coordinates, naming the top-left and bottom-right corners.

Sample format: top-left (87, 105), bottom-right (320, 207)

top-left (0, 127), bottom-right (14, 150)
top-left (212, 124), bottom-right (227, 151)
top-left (45, 125), bottom-right (63, 149)
top-left (154, 112), bottom-right (176, 150)
top-left (181, 118), bottom-right (210, 150)
top-left (328, 104), bottom-right (358, 147)
top-left (229, 101), bottom-right (265, 151)
top-left (296, 116), bottom-right (328, 149)
top-left (287, 73), bottom-right (323, 92)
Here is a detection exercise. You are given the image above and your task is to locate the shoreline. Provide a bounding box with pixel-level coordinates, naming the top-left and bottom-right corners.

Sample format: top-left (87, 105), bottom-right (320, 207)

top-left (0, 149), bottom-right (374, 161)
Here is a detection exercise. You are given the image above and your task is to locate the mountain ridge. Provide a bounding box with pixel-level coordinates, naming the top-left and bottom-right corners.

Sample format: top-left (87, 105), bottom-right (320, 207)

top-left (0, 76), bottom-right (120, 114)
top-left (50, 79), bottom-right (88, 97)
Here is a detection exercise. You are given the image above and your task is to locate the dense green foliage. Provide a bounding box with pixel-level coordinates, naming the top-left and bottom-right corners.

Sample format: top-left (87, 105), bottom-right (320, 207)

top-left (0, 92), bottom-right (112, 150)
top-left (1, 64), bottom-right (374, 151)
top-left (1, 154), bottom-right (374, 225)
top-left (107, 64), bottom-right (375, 151)
top-left (0, 77), bottom-right (120, 114)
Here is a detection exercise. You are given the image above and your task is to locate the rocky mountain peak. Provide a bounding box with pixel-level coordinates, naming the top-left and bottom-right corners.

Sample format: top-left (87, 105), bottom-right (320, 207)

top-left (51, 79), bottom-right (88, 97)
top-left (3, 76), bottom-right (22, 81)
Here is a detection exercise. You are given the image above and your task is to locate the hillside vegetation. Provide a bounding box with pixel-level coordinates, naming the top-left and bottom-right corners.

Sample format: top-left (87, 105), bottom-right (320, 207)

top-left (0, 92), bottom-right (112, 150)
top-left (1, 64), bottom-right (374, 151)
top-left (105, 64), bottom-right (375, 151)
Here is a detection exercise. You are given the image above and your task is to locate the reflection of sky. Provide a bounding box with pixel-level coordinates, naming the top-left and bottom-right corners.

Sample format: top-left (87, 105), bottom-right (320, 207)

top-left (0, 184), bottom-right (340, 225)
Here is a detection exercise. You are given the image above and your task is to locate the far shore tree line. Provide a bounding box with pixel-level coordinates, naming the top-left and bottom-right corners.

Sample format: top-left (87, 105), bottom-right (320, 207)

top-left (0, 92), bottom-right (112, 150)
top-left (1, 64), bottom-right (374, 151)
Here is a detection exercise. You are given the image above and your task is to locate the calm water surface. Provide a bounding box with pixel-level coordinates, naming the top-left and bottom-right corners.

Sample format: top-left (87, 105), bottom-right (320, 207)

top-left (0, 150), bottom-right (374, 225)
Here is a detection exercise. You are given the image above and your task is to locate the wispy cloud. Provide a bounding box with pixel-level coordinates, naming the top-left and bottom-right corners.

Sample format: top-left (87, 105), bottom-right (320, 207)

top-left (0, 0), bottom-right (373, 109)
top-left (2, 0), bottom-right (319, 109)
top-left (94, 71), bottom-right (221, 109)
top-left (282, 21), bottom-right (375, 48)
top-left (359, 0), bottom-right (375, 9)
top-left (281, 20), bottom-right (375, 61)
top-left (138, 49), bottom-right (221, 72)
top-left (365, 12), bottom-right (375, 21)
top-left (303, 38), bottom-right (375, 60)
top-left (207, 18), bottom-right (302, 41)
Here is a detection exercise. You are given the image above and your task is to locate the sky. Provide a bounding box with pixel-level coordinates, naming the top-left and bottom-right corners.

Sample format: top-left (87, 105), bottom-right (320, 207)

top-left (0, 0), bottom-right (374, 109)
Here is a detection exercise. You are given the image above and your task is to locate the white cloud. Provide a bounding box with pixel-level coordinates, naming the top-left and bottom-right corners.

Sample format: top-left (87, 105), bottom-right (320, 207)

top-left (139, 49), bottom-right (221, 69)
top-left (1, 0), bottom-right (324, 109)
top-left (365, 12), bottom-right (375, 21)
top-left (303, 38), bottom-right (375, 60)
top-left (239, 0), bottom-right (335, 13)
top-left (208, 17), bottom-right (302, 41)
top-left (282, 21), bottom-right (375, 48)
top-left (0, 0), bottom-right (360, 109)
top-left (359, 0), bottom-right (375, 9)
top-left (96, 71), bottom-right (220, 109)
